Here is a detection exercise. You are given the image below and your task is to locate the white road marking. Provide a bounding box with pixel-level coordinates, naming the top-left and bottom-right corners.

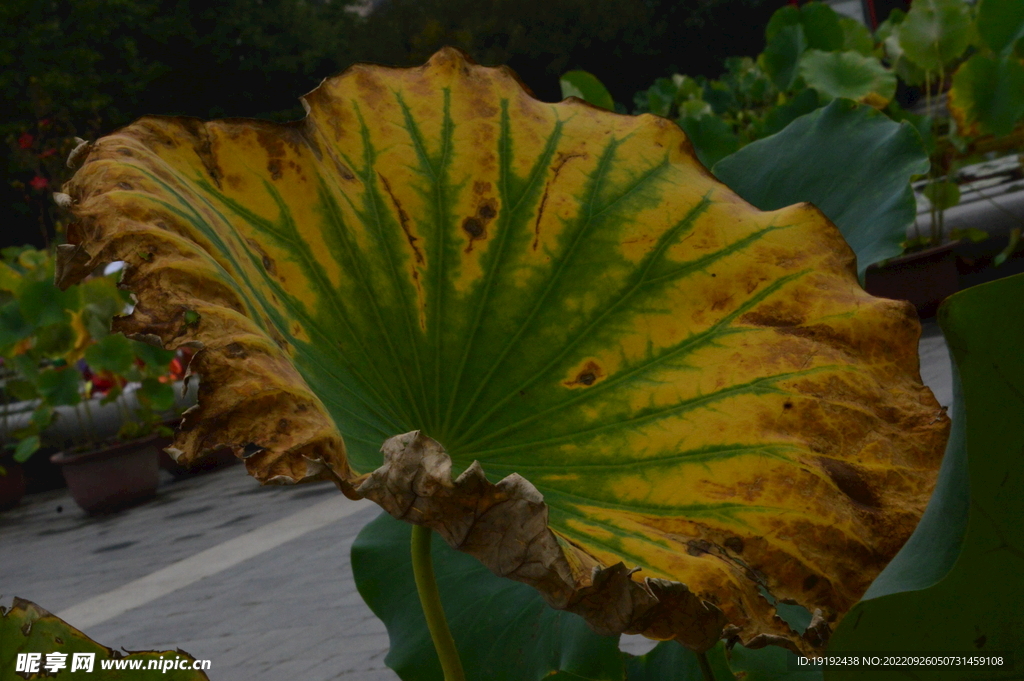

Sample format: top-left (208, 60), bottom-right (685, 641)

top-left (58, 497), bottom-right (374, 630)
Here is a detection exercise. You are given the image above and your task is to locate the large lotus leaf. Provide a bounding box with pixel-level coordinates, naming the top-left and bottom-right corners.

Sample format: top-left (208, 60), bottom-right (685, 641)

top-left (0, 598), bottom-right (210, 680)
top-left (798, 50), bottom-right (896, 107)
top-left (949, 54), bottom-right (1024, 138)
top-left (713, 99), bottom-right (928, 279)
top-left (827, 273), bottom-right (1024, 680)
top-left (898, 0), bottom-right (972, 73)
top-left (57, 48), bottom-right (948, 653)
top-left (976, 0), bottom-right (1024, 56)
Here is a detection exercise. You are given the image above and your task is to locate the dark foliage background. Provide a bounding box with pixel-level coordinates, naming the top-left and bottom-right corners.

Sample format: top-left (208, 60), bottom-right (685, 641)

top-left (1, 0), bottom-right (785, 248)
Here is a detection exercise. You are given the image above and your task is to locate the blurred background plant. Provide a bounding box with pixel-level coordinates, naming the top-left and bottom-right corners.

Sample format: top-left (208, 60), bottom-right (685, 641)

top-left (567, 0), bottom-right (1024, 257)
top-left (0, 245), bottom-right (190, 472)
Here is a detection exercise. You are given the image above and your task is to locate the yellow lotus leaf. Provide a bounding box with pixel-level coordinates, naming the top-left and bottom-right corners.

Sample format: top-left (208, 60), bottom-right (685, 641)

top-left (56, 48), bottom-right (948, 653)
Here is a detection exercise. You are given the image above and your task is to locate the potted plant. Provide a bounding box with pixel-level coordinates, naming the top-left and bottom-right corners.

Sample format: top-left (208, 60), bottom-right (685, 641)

top-left (0, 245), bottom-right (194, 513)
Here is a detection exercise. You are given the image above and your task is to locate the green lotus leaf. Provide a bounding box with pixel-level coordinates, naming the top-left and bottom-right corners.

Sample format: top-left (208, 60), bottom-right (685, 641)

top-left (713, 99), bottom-right (929, 279)
top-left (798, 50), bottom-right (896, 107)
top-left (766, 3), bottom-right (844, 53)
top-left (560, 70), bottom-right (615, 112)
top-left (976, 0), bottom-right (1024, 56)
top-left (827, 272), bottom-right (1024, 680)
top-left (57, 48), bottom-right (948, 653)
top-left (898, 0), bottom-right (972, 73)
top-left (949, 54), bottom-right (1024, 137)
top-left (0, 598), bottom-right (210, 680)
top-left (678, 114), bottom-right (739, 169)
top-left (762, 24), bottom-right (809, 91)
top-left (839, 16), bottom-right (874, 56)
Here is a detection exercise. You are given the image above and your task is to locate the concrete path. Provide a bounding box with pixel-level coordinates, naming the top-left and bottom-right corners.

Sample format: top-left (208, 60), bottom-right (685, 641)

top-left (0, 321), bottom-right (954, 680)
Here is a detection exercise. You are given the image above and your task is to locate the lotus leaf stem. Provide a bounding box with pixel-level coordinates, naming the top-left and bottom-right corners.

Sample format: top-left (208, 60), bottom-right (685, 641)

top-left (697, 649), bottom-right (716, 681)
top-left (411, 524), bottom-right (466, 681)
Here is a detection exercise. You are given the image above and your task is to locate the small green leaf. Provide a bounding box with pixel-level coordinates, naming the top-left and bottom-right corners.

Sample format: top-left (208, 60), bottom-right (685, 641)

top-left (839, 16), bottom-right (875, 55)
top-left (898, 0), bottom-right (972, 72)
top-left (559, 70), bottom-right (615, 111)
top-left (17, 280), bottom-right (71, 329)
top-left (798, 49), bottom-right (896, 105)
top-left (138, 377), bottom-right (175, 412)
top-left (34, 321), bottom-right (76, 356)
top-left (0, 300), bottom-right (31, 348)
top-left (976, 0), bottom-right (1024, 56)
top-left (922, 180), bottom-right (961, 210)
top-left (131, 339), bottom-right (176, 369)
top-left (714, 99), bottom-right (930, 278)
top-left (183, 309), bottom-right (200, 326)
top-left (5, 378), bottom-right (38, 401)
top-left (12, 435), bottom-right (40, 463)
top-left (949, 54), bottom-right (1024, 137)
top-left (84, 333), bottom-right (135, 374)
top-left (37, 366), bottom-right (81, 406)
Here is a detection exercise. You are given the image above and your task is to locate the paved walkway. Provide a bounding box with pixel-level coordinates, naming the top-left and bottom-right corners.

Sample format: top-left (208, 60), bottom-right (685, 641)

top-left (1, 322), bottom-right (954, 681)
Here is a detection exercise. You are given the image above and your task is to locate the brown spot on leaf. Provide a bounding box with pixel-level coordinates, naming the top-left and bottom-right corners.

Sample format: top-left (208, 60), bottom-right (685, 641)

top-left (741, 305), bottom-right (805, 328)
top-left (267, 158), bottom-right (283, 180)
top-left (724, 537), bottom-right (744, 554)
top-left (277, 418), bottom-right (290, 433)
top-left (473, 181), bottom-right (491, 195)
top-left (224, 342), bottom-right (247, 358)
top-left (379, 173), bottom-right (424, 264)
top-left (803, 574), bottom-right (819, 591)
top-left (117, 182), bottom-right (133, 190)
top-left (247, 238), bottom-right (279, 277)
top-left (177, 118), bottom-right (222, 189)
top-left (564, 361), bottom-right (605, 388)
top-left (462, 197), bottom-right (498, 252)
top-left (687, 539), bottom-right (713, 556)
top-left (817, 457), bottom-right (880, 509)
top-left (533, 151), bottom-right (586, 250)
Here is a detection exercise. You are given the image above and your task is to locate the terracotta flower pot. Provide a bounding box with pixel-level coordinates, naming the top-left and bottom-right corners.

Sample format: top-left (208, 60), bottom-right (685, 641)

top-left (0, 461), bottom-right (27, 511)
top-left (50, 436), bottom-right (163, 514)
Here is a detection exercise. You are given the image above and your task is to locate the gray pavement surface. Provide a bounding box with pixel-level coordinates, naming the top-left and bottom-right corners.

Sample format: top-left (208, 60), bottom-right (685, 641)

top-left (1, 320), bottom-right (954, 680)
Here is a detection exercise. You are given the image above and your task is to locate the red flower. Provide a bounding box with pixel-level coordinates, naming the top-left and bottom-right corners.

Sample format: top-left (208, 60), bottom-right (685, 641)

top-left (18, 133), bottom-right (34, 149)
top-left (29, 175), bottom-right (49, 191)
